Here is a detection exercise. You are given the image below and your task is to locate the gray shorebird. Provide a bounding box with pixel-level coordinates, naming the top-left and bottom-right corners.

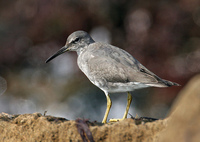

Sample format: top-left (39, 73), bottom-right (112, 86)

top-left (46, 31), bottom-right (179, 123)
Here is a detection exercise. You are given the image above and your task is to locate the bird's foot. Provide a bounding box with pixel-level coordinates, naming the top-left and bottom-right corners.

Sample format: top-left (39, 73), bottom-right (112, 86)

top-left (109, 118), bottom-right (125, 122)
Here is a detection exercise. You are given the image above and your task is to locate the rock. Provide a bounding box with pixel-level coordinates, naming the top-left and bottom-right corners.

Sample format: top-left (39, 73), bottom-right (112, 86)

top-left (0, 112), bottom-right (167, 142)
top-left (157, 74), bottom-right (200, 142)
top-left (0, 75), bottom-right (200, 142)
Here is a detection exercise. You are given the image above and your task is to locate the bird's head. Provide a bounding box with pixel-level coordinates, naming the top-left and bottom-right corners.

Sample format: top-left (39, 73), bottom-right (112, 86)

top-left (45, 31), bottom-right (94, 63)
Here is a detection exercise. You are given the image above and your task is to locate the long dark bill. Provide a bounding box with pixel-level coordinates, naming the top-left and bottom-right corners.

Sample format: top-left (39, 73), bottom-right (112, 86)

top-left (45, 46), bottom-right (69, 63)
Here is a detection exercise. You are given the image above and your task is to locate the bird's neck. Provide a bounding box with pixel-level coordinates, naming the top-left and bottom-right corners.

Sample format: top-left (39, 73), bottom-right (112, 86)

top-left (76, 46), bottom-right (87, 56)
top-left (76, 40), bottom-right (95, 56)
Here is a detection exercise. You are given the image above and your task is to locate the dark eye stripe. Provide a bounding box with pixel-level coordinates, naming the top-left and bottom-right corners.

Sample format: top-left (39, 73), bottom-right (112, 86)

top-left (140, 68), bottom-right (145, 72)
top-left (73, 37), bottom-right (80, 43)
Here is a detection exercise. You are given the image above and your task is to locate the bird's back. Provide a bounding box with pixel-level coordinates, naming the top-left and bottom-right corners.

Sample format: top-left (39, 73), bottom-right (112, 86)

top-left (77, 42), bottom-right (179, 92)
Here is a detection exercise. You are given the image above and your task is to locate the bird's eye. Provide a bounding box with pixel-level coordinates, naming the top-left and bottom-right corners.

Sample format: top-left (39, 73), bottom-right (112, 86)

top-left (72, 37), bottom-right (80, 43)
top-left (140, 68), bottom-right (145, 72)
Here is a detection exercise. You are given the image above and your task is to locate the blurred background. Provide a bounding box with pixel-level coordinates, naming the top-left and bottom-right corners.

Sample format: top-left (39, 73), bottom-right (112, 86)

top-left (0, 0), bottom-right (199, 122)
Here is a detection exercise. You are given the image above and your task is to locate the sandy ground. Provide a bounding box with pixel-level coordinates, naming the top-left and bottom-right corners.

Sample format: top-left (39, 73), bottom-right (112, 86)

top-left (0, 75), bottom-right (199, 142)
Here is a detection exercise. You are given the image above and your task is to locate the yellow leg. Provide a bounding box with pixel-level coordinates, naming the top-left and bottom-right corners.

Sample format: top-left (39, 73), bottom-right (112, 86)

top-left (122, 92), bottom-right (132, 119)
top-left (102, 92), bottom-right (112, 124)
top-left (109, 92), bottom-right (132, 122)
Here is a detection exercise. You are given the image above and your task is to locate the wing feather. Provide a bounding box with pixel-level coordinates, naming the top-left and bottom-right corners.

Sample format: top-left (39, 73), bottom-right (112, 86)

top-left (80, 43), bottom-right (164, 85)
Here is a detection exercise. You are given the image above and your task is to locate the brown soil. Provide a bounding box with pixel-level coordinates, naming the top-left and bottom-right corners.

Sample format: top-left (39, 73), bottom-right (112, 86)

top-left (0, 75), bottom-right (200, 142)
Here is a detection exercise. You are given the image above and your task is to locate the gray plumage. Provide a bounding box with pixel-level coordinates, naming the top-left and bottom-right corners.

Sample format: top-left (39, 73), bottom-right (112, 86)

top-left (77, 41), bottom-right (179, 93)
top-left (46, 31), bottom-right (179, 93)
top-left (46, 30), bottom-right (179, 123)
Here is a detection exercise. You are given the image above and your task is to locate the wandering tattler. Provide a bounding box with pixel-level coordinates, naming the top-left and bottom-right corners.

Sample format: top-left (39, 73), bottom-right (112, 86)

top-left (46, 31), bottom-right (179, 123)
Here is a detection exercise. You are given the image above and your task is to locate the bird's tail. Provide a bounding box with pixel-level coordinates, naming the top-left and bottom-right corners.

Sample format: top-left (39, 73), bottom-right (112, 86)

top-left (162, 79), bottom-right (180, 87)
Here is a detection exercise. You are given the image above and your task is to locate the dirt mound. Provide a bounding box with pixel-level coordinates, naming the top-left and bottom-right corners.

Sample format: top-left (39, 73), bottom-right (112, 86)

top-left (0, 75), bottom-right (199, 142)
top-left (0, 113), bottom-right (167, 142)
